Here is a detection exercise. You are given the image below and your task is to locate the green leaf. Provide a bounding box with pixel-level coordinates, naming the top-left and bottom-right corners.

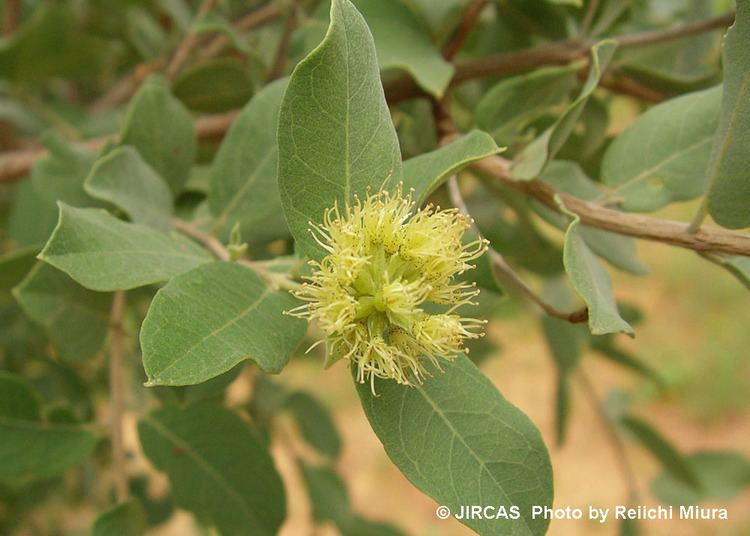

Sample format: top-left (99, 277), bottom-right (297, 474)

top-left (92, 500), bottom-right (147, 536)
top-left (39, 204), bottom-right (211, 291)
top-left (279, 0), bottom-right (403, 261)
top-left (8, 181), bottom-right (59, 246)
top-left (300, 462), bottom-right (404, 536)
top-left (0, 372), bottom-right (97, 482)
top-left (13, 263), bottom-right (110, 360)
top-left (539, 161), bottom-right (648, 275)
top-left (0, 246), bottom-right (38, 295)
top-left (512, 40), bottom-right (616, 180)
top-left (84, 146), bottom-right (173, 231)
top-left (402, 130), bottom-right (502, 204)
top-left (354, 0), bottom-right (454, 98)
top-left (601, 86), bottom-right (721, 212)
top-left (138, 404), bottom-right (285, 536)
top-left (285, 391), bottom-right (342, 459)
top-left (703, 253), bottom-right (750, 289)
top-left (209, 79), bottom-right (288, 242)
top-left (174, 58), bottom-right (254, 114)
top-left (31, 133), bottom-right (99, 208)
top-left (356, 355), bottom-right (553, 536)
top-left (141, 262), bottom-right (306, 386)
top-left (120, 75), bottom-right (196, 195)
top-left (620, 415), bottom-right (699, 488)
top-left (705, 2), bottom-right (750, 228)
top-left (476, 63), bottom-right (580, 143)
top-left (652, 451), bottom-right (750, 505)
top-left (562, 211), bottom-right (634, 335)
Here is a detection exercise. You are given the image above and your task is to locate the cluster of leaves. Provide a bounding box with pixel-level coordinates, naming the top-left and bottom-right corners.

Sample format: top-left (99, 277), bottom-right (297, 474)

top-left (1, 0), bottom-right (749, 535)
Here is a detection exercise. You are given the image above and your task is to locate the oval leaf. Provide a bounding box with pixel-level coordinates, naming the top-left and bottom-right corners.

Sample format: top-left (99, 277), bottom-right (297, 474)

top-left (141, 262), bottom-right (307, 386)
top-left (356, 355), bottom-right (553, 536)
top-left (279, 0), bottom-right (403, 260)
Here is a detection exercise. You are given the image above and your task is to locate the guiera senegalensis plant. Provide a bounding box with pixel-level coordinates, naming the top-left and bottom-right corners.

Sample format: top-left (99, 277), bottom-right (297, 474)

top-left (2, 0), bottom-right (749, 535)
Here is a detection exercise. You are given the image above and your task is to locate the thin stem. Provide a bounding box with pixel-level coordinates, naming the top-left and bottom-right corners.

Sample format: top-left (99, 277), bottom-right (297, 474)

top-left (687, 197), bottom-right (709, 234)
top-left (577, 0), bottom-right (600, 39)
top-left (615, 10), bottom-right (735, 48)
top-left (170, 218), bottom-right (302, 291)
top-left (199, 3), bottom-right (282, 60)
top-left (448, 176), bottom-right (589, 324)
top-left (166, 0), bottom-right (217, 80)
top-left (266, 2), bottom-right (299, 81)
top-left (577, 367), bottom-right (640, 505)
top-left (2, 0), bottom-right (21, 37)
top-left (472, 156), bottom-right (750, 257)
top-left (171, 218), bottom-right (230, 261)
top-left (442, 0), bottom-right (489, 60)
top-left (109, 290), bottom-right (128, 503)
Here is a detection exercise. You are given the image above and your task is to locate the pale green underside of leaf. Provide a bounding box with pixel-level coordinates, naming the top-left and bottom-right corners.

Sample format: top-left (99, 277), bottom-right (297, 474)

top-left (120, 75), bottom-right (196, 195)
top-left (538, 161), bottom-right (649, 275)
top-left (92, 500), bottom-right (147, 536)
top-left (476, 63), bottom-right (580, 142)
top-left (279, 0), bottom-right (403, 261)
top-left (0, 372), bottom-right (97, 482)
top-left (39, 203), bottom-right (211, 291)
top-left (13, 262), bottom-right (110, 360)
top-left (209, 78), bottom-right (289, 242)
top-left (601, 86), bottom-right (721, 212)
top-left (512, 40), bottom-right (616, 180)
top-left (356, 355), bottom-right (553, 536)
top-left (706, 1), bottom-right (750, 228)
top-left (403, 130), bottom-right (503, 204)
top-left (141, 261), bottom-right (307, 386)
top-left (138, 404), bottom-right (286, 536)
top-left (84, 145), bottom-right (173, 231)
top-left (354, 0), bottom-right (454, 98)
top-left (706, 254), bottom-right (750, 289)
top-left (563, 215), bottom-right (634, 335)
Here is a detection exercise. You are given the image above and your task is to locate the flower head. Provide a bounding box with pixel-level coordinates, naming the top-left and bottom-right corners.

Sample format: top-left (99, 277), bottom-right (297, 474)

top-left (288, 187), bottom-right (488, 392)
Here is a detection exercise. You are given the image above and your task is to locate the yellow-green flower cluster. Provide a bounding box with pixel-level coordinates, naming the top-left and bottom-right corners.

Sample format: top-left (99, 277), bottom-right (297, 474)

top-left (289, 188), bottom-right (488, 392)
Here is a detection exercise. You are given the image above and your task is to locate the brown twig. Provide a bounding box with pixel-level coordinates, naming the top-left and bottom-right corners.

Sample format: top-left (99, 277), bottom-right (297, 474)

top-left (384, 11), bottom-right (734, 104)
top-left (448, 175), bottom-right (589, 323)
top-left (171, 218), bottom-right (229, 261)
top-left (266, 2), bottom-right (299, 81)
top-left (0, 109), bottom-right (238, 182)
top-left (442, 0), bottom-right (489, 60)
top-left (109, 290), bottom-right (128, 503)
top-left (472, 156), bottom-right (750, 257)
top-left (577, 367), bottom-right (640, 504)
top-left (198, 3), bottom-right (282, 60)
top-left (2, 0), bottom-right (21, 36)
top-left (166, 0), bottom-right (217, 80)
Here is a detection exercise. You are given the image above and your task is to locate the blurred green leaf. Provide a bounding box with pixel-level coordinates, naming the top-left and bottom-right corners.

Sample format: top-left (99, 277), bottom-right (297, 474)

top-left (285, 391), bottom-right (342, 459)
top-left (174, 59), bottom-right (254, 114)
top-left (512, 40), bottom-right (616, 180)
top-left (84, 146), bottom-right (173, 231)
top-left (476, 63), bottom-right (580, 144)
top-left (652, 451), bottom-right (750, 505)
top-left (209, 79), bottom-right (288, 242)
top-left (138, 404), bottom-right (285, 536)
top-left (7, 182), bottom-right (59, 247)
top-left (355, 0), bottom-right (454, 97)
top-left (141, 262), bottom-right (306, 385)
top-left (705, 1), bottom-right (750, 228)
top-left (279, 0), bottom-right (402, 261)
top-left (301, 462), bottom-right (405, 536)
top-left (39, 204), bottom-right (211, 291)
top-left (13, 263), bottom-right (110, 360)
top-left (92, 499), bottom-right (147, 536)
top-left (0, 372), bottom-right (97, 482)
top-left (31, 133), bottom-right (99, 209)
top-left (356, 355), bottom-right (553, 536)
top-left (601, 86), bottom-right (721, 212)
top-left (620, 415), bottom-right (700, 488)
top-left (402, 130), bottom-right (502, 204)
top-left (0, 246), bottom-right (37, 295)
top-left (121, 76), bottom-right (196, 195)
top-left (703, 253), bottom-right (750, 289)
